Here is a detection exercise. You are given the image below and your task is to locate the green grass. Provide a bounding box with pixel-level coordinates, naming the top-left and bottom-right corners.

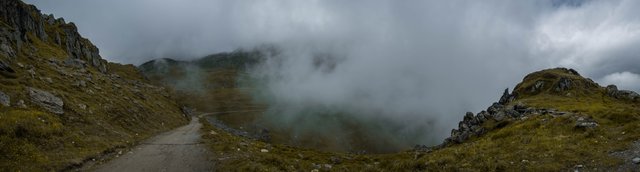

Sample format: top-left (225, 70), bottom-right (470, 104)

top-left (192, 67), bottom-right (640, 171)
top-left (0, 4), bottom-right (190, 170)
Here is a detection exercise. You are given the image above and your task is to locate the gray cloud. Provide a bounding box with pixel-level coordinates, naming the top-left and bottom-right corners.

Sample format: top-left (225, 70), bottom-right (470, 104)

top-left (25, 0), bottom-right (640, 151)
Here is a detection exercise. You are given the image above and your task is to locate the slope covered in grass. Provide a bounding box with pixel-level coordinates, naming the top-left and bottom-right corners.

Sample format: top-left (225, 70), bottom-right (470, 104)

top-left (190, 66), bottom-right (640, 171)
top-left (0, 0), bottom-right (188, 170)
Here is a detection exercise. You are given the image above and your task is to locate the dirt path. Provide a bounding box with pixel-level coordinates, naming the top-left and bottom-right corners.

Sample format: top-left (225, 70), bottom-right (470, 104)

top-left (92, 117), bottom-right (214, 172)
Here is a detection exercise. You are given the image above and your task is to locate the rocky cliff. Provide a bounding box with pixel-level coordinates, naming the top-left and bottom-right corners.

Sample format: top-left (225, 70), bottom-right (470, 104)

top-left (0, 0), bottom-right (188, 170)
top-left (0, 0), bottom-right (107, 73)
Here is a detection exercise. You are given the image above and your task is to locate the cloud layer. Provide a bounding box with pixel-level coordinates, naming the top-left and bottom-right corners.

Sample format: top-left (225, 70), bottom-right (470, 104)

top-left (26, 0), bottom-right (640, 151)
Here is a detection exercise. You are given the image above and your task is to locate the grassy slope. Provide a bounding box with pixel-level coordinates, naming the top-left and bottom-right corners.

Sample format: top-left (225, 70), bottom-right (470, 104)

top-left (0, 4), bottom-right (188, 171)
top-left (191, 67), bottom-right (639, 171)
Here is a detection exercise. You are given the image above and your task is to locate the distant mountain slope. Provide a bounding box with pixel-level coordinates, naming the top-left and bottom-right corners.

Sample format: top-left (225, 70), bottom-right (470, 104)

top-left (0, 0), bottom-right (188, 170)
top-left (164, 63), bottom-right (638, 171)
top-left (138, 49), bottom-right (265, 113)
top-left (141, 45), bottom-right (640, 171)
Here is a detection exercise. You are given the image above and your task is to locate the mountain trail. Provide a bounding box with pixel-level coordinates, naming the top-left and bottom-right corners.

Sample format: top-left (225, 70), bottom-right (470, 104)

top-left (92, 117), bottom-right (214, 172)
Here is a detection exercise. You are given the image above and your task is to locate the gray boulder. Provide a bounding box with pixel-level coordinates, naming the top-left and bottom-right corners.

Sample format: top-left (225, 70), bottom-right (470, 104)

top-left (63, 58), bottom-right (87, 69)
top-left (27, 87), bottom-right (64, 114)
top-left (15, 99), bottom-right (25, 108)
top-left (606, 85), bottom-right (618, 96)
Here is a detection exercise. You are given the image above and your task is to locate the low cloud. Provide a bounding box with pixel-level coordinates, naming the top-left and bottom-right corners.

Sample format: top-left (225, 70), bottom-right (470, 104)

top-left (600, 72), bottom-right (640, 91)
top-left (26, 0), bottom-right (640, 151)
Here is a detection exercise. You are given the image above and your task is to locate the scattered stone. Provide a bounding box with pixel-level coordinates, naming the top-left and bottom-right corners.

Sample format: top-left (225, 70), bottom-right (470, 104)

top-left (43, 77), bottom-right (53, 83)
top-left (15, 99), bottom-right (26, 108)
top-left (330, 156), bottom-right (342, 164)
top-left (633, 157), bottom-right (640, 164)
top-left (575, 117), bottom-right (598, 128)
top-left (131, 89), bottom-right (146, 100)
top-left (0, 91), bottom-right (9, 107)
top-left (26, 68), bottom-right (36, 78)
top-left (63, 58), bottom-right (87, 68)
top-left (27, 87), bottom-right (64, 114)
top-left (78, 104), bottom-right (87, 110)
top-left (72, 80), bottom-right (86, 87)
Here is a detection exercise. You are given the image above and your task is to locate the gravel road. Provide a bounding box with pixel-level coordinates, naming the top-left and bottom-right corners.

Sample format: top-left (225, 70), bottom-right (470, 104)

top-left (92, 117), bottom-right (214, 172)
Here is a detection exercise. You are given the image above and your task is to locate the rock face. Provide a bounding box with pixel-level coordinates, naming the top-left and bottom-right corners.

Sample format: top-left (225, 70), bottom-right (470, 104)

top-left (0, 0), bottom-right (108, 73)
top-left (0, 1), bottom-right (47, 42)
top-left (27, 87), bottom-right (64, 114)
top-left (60, 23), bottom-right (108, 73)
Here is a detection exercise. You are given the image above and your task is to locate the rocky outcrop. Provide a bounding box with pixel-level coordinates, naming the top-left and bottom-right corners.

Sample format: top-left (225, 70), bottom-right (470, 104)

top-left (439, 68), bottom-right (605, 146)
top-left (442, 93), bottom-right (586, 146)
top-left (554, 77), bottom-right (572, 92)
top-left (27, 87), bottom-right (64, 114)
top-left (0, 0), bottom-right (108, 73)
top-left (606, 85), bottom-right (639, 102)
top-left (60, 23), bottom-right (108, 73)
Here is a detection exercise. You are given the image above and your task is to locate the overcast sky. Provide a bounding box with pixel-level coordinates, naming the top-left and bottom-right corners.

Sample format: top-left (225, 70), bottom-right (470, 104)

top-left (24, 0), bottom-right (640, 148)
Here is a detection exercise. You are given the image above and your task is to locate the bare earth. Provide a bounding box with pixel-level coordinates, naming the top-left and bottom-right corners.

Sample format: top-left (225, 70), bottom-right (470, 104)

top-left (93, 117), bottom-right (214, 172)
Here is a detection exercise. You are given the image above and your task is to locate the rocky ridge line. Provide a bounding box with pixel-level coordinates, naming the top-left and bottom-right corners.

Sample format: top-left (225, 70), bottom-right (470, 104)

top-left (0, 0), bottom-right (108, 73)
top-left (416, 68), bottom-right (638, 151)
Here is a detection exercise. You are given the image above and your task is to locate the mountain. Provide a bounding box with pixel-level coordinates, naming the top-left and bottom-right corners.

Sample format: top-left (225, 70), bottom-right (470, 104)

top-left (143, 51), bottom-right (640, 170)
top-left (138, 49), bottom-right (265, 113)
top-left (0, 0), bottom-right (188, 170)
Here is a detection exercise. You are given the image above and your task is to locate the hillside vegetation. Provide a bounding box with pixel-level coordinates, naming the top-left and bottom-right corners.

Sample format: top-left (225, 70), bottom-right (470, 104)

top-left (143, 52), bottom-right (640, 171)
top-left (0, 0), bottom-right (188, 170)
